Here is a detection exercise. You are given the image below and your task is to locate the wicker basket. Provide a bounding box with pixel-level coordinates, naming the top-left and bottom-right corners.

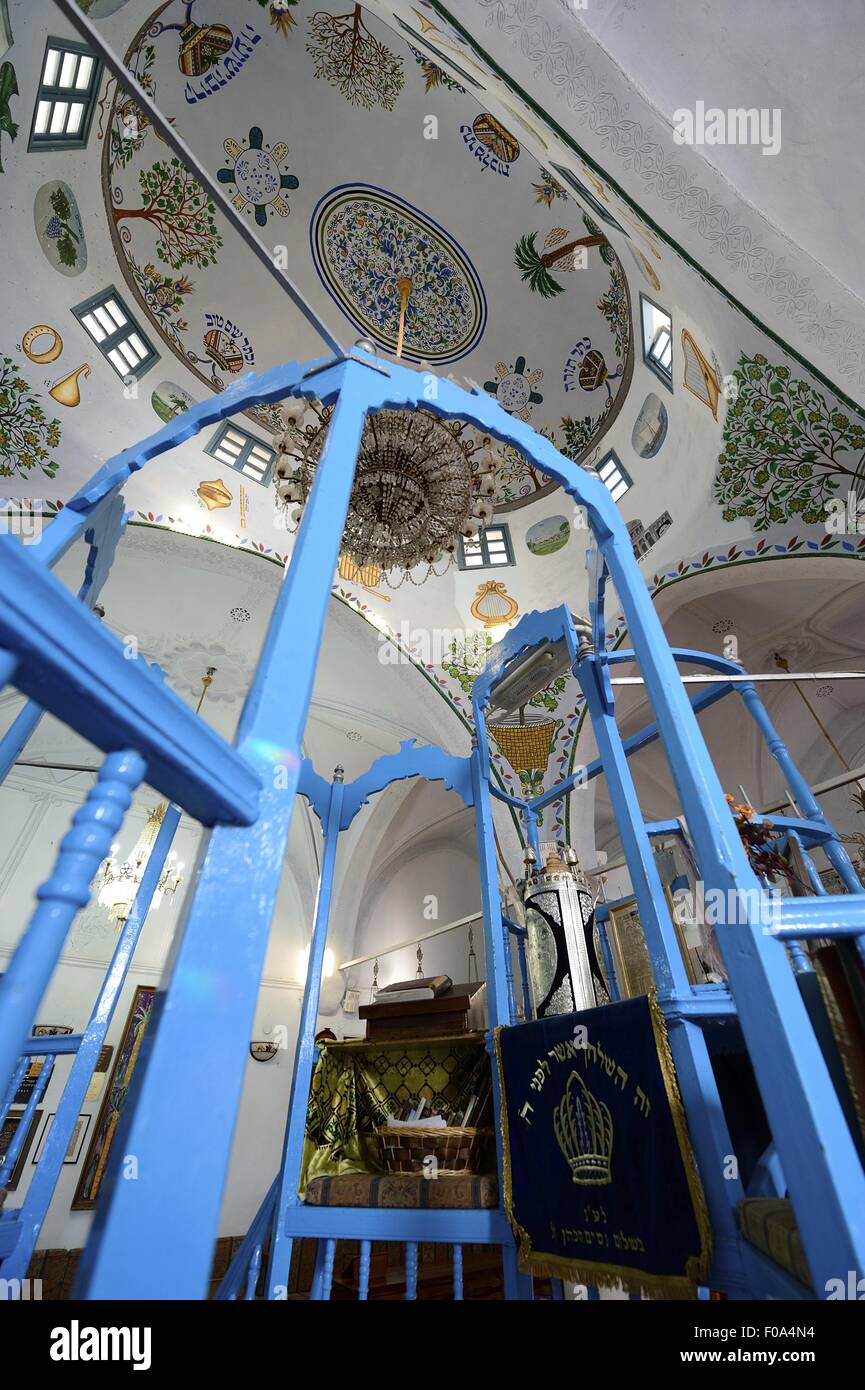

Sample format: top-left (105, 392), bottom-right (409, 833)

top-left (375, 1125), bottom-right (493, 1176)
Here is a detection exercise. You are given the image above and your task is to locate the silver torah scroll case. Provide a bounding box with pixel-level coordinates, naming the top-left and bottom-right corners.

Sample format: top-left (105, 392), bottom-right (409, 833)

top-left (522, 841), bottom-right (600, 1018)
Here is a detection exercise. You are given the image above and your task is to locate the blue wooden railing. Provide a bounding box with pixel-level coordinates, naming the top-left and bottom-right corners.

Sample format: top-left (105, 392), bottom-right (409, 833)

top-left (0, 350), bottom-right (863, 1302)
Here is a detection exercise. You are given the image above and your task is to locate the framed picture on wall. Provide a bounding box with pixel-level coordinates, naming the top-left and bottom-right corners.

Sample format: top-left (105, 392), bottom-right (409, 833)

top-left (0, 1109), bottom-right (43, 1191)
top-left (84, 1045), bottom-right (114, 1103)
top-left (13, 1025), bottom-right (74, 1105)
top-left (604, 893), bottom-right (700, 999)
top-left (72, 986), bottom-right (156, 1211)
top-left (32, 1111), bottom-right (92, 1166)
top-left (605, 898), bottom-right (656, 999)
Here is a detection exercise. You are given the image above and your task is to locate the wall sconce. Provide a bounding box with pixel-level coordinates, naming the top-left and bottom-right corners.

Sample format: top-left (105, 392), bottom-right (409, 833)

top-left (249, 1041), bottom-right (279, 1062)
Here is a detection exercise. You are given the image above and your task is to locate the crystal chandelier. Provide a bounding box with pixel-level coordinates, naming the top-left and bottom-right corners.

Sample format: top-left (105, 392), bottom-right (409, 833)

top-left (95, 668), bottom-right (214, 925)
top-left (272, 403), bottom-right (500, 586)
top-left (97, 802), bottom-right (184, 924)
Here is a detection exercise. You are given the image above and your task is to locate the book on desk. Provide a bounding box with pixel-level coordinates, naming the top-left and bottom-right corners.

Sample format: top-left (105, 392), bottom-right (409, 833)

top-left (359, 979), bottom-right (487, 1041)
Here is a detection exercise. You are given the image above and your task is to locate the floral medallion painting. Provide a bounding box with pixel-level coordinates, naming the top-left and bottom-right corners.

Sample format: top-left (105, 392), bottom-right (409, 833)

top-left (310, 184), bottom-right (487, 363)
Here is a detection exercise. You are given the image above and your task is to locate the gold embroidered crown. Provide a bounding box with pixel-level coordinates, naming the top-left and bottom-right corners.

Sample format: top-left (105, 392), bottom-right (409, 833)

top-left (553, 1070), bottom-right (613, 1186)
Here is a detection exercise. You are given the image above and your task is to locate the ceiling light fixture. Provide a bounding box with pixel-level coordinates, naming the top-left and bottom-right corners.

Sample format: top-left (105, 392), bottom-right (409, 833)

top-left (96, 667), bottom-right (215, 924)
top-left (272, 404), bottom-right (499, 587)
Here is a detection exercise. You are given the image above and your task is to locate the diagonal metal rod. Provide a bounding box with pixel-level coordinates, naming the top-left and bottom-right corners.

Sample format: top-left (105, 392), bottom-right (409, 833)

top-left (53, 0), bottom-right (342, 356)
top-left (609, 671), bottom-right (865, 685)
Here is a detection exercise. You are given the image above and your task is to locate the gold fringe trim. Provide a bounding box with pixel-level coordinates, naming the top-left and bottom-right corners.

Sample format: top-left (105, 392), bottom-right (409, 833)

top-left (493, 995), bottom-right (712, 1301)
top-left (647, 989), bottom-right (713, 1285)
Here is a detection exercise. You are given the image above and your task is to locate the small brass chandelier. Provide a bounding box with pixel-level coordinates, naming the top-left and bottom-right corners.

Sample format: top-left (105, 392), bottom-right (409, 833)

top-left (96, 668), bottom-right (215, 924)
top-left (96, 802), bottom-right (184, 924)
top-left (272, 403), bottom-right (501, 587)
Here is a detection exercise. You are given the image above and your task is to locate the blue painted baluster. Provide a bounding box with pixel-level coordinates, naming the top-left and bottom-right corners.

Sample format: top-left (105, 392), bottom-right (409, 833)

top-left (244, 1242), bottom-right (263, 1301)
top-left (2, 805), bottom-right (182, 1282)
top-left (267, 770), bottom-right (345, 1297)
top-left (516, 932), bottom-right (532, 1020)
top-left (77, 371), bottom-right (367, 1301)
top-left (452, 1244), bottom-right (463, 1300)
top-left (785, 940), bottom-right (812, 975)
top-left (738, 681), bottom-right (863, 894)
top-left (595, 914), bottom-right (621, 1002)
top-left (358, 1240), bottom-right (371, 1301)
top-left (405, 1242), bottom-right (418, 1301)
top-left (0, 749), bottom-right (145, 1100)
top-left (307, 1239), bottom-right (337, 1301)
top-left (786, 828), bottom-right (827, 902)
top-left (0, 1058), bottom-right (53, 1185)
top-left (525, 807), bottom-right (541, 866)
top-left (501, 916), bottom-right (516, 1025)
top-left (0, 1057), bottom-right (28, 1132)
top-left (576, 651), bottom-right (692, 996)
top-left (471, 745), bottom-right (511, 1031)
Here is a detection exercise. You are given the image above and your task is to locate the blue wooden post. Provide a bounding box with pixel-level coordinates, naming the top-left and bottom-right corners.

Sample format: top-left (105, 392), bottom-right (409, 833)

top-left (663, 1015), bottom-right (748, 1294)
top-left (405, 1241), bottom-right (418, 1300)
top-left (576, 653), bottom-right (692, 995)
top-left (575, 660), bottom-right (747, 1288)
top-left (591, 531), bottom-right (865, 1292)
top-left (0, 749), bottom-right (146, 1101)
top-left (515, 930), bottom-right (532, 1021)
top-left (452, 1243), bottom-right (464, 1300)
top-left (266, 770), bottom-right (345, 1298)
top-left (524, 807), bottom-right (541, 866)
top-left (2, 804), bottom-right (182, 1282)
top-left (76, 369), bottom-right (367, 1301)
top-left (471, 745), bottom-right (511, 1031)
top-left (471, 743), bottom-right (533, 1299)
top-left (310, 1239), bottom-right (336, 1300)
top-left (501, 917), bottom-right (516, 1026)
top-left (594, 912), bottom-right (621, 1002)
top-left (738, 681), bottom-right (863, 893)
top-left (358, 1240), bottom-right (372, 1301)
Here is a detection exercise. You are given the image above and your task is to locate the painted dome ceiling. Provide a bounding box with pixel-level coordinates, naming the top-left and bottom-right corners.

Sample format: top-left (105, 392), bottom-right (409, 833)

top-left (0, 0), bottom-right (638, 560)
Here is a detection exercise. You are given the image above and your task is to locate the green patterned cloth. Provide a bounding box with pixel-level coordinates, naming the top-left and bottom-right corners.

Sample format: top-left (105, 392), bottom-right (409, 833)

top-left (299, 1037), bottom-right (489, 1198)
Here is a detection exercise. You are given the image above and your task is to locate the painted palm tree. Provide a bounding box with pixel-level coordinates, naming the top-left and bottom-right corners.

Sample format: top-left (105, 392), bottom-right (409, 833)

top-left (514, 226), bottom-right (609, 299)
top-left (0, 62), bottom-right (18, 174)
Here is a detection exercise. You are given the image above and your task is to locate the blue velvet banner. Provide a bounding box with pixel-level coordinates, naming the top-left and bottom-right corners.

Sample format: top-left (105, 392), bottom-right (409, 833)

top-left (494, 995), bottom-right (710, 1298)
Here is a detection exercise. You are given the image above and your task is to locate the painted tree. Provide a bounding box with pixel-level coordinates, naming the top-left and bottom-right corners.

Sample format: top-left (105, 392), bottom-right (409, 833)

top-left (713, 353), bottom-right (865, 530)
top-left (113, 158), bottom-right (222, 271)
top-left (0, 357), bottom-right (61, 481)
top-left (0, 61), bottom-right (18, 173)
top-left (514, 225), bottom-right (609, 299)
top-left (307, 6), bottom-right (404, 111)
